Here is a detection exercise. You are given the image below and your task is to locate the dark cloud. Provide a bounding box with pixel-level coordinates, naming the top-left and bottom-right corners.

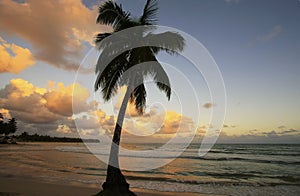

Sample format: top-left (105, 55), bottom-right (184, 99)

top-left (203, 102), bottom-right (214, 109)
top-left (214, 131), bottom-right (300, 144)
top-left (262, 129), bottom-right (299, 136)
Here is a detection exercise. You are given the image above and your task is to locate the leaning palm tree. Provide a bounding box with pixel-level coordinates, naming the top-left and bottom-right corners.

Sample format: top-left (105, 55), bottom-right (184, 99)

top-left (94, 0), bottom-right (184, 195)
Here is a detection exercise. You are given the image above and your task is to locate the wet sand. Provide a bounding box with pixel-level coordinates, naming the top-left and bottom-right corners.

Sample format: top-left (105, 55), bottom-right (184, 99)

top-left (0, 177), bottom-right (216, 196)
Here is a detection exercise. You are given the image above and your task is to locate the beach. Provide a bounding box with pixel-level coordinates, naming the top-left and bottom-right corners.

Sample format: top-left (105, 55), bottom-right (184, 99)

top-left (0, 177), bottom-right (208, 196)
top-left (0, 142), bottom-right (299, 195)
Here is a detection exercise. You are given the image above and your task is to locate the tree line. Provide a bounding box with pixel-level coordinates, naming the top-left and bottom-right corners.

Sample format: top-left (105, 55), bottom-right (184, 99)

top-left (17, 132), bottom-right (99, 143)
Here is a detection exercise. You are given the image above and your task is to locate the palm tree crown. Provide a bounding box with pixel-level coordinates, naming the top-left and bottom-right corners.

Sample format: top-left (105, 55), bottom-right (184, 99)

top-left (95, 0), bottom-right (184, 113)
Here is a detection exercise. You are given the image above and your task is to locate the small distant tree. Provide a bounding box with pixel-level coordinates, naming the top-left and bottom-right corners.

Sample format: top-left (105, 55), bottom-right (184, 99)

top-left (0, 114), bottom-right (18, 136)
top-left (0, 113), bottom-right (5, 135)
top-left (20, 132), bottom-right (29, 138)
top-left (7, 118), bottom-right (17, 135)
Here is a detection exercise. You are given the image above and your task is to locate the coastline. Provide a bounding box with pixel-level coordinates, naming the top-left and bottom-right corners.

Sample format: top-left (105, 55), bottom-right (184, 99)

top-left (0, 176), bottom-right (215, 196)
top-left (1, 142), bottom-right (299, 196)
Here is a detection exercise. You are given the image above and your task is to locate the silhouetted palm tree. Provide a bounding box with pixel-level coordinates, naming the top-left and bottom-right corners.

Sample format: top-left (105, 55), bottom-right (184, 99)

top-left (94, 0), bottom-right (184, 195)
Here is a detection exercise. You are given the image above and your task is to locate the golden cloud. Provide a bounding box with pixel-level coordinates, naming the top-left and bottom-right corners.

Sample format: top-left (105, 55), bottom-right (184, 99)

top-left (158, 111), bottom-right (195, 135)
top-left (114, 87), bottom-right (141, 118)
top-left (0, 78), bottom-right (90, 123)
top-left (0, 0), bottom-right (110, 71)
top-left (44, 82), bottom-right (90, 116)
top-left (112, 87), bottom-right (196, 137)
top-left (56, 124), bottom-right (72, 134)
top-left (0, 108), bottom-right (11, 119)
top-left (0, 36), bottom-right (35, 73)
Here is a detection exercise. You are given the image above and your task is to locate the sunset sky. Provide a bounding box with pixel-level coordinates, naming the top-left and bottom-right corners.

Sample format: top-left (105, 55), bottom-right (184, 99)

top-left (0, 0), bottom-right (299, 143)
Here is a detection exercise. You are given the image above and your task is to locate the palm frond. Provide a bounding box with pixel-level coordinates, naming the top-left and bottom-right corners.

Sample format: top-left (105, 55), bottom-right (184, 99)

top-left (95, 52), bottom-right (129, 101)
top-left (135, 59), bottom-right (171, 101)
top-left (140, 0), bottom-right (158, 25)
top-left (156, 81), bottom-right (171, 100)
top-left (131, 84), bottom-right (147, 114)
top-left (94, 32), bottom-right (112, 47)
top-left (145, 31), bottom-right (185, 54)
top-left (95, 39), bottom-right (132, 74)
top-left (152, 62), bottom-right (171, 100)
top-left (97, 0), bottom-right (130, 29)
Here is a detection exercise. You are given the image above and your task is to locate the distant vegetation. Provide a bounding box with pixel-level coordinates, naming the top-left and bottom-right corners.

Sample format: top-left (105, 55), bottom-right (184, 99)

top-left (15, 132), bottom-right (99, 143)
top-left (0, 113), bottom-right (99, 144)
top-left (0, 113), bottom-right (17, 136)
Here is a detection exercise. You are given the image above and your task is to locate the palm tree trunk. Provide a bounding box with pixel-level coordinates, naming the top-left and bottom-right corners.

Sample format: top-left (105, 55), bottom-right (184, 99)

top-left (101, 85), bottom-right (136, 195)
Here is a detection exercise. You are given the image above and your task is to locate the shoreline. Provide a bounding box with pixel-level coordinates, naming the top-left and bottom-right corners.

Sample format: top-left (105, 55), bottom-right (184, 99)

top-left (1, 143), bottom-right (299, 196)
top-left (0, 177), bottom-right (216, 196)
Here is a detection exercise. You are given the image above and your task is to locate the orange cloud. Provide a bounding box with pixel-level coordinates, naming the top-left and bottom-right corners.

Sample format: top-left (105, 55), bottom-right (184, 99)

top-left (111, 87), bottom-right (196, 137)
top-left (0, 78), bottom-right (90, 123)
top-left (0, 37), bottom-right (35, 73)
top-left (44, 82), bottom-right (90, 116)
top-left (114, 87), bottom-right (141, 118)
top-left (0, 108), bottom-right (11, 119)
top-left (56, 124), bottom-right (72, 134)
top-left (121, 110), bottom-right (195, 138)
top-left (0, 0), bottom-right (110, 71)
top-left (95, 110), bottom-right (115, 132)
top-left (159, 111), bottom-right (195, 135)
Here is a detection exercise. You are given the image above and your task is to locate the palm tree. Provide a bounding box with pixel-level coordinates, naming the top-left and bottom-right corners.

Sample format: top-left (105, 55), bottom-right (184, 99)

top-left (94, 0), bottom-right (184, 195)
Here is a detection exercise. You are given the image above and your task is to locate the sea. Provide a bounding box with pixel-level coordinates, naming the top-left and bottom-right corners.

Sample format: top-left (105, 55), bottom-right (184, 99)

top-left (0, 142), bottom-right (299, 195)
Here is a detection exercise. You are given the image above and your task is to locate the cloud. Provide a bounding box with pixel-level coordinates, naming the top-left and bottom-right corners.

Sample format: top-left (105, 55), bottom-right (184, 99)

top-left (0, 108), bottom-right (11, 119)
top-left (113, 87), bottom-right (144, 118)
top-left (114, 90), bottom-right (196, 137)
top-left (281, 129), bottom-right (299, 134)
top-left (215, 131), bottom-right (300, 144)
top-left (0, 0), bottom-right (110, 71)
top-left (157, 111), bottom-right (195, 135)
top-left (123, 110), bottom-right (195, 136)
top-left (223, 124), bottom-right (237, 128)
top-left (95, 110), bottom-right (115, 132)
top-left (203, 102), bottom-right (214, 109)
top-left (56, 124), bottom-right (72, 134)
top-left (262, 129), bottom-right (299, 136)
top-left (44, 82), bottom-right (90, 116)
top-left (248, 25), bottom-right (283, 47)
top-left (73, 109), bottom-right (117, 138)
top-left (0, 78), bottom-right (90, 124)
top-left (259, 25), bottom-right (283, 42)
top-left (0, 36), bottom-right (35, 73)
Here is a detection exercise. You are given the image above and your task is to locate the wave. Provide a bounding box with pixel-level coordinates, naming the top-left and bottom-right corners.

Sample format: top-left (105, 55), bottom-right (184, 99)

top-left (56, 147), bottom-right (300, 165)
top-left (208, 150), bottom-right (300, 156)
top-left (124, 175), bottom-right (300, 186)
top-left (182, 156), bottom-right (300, 165)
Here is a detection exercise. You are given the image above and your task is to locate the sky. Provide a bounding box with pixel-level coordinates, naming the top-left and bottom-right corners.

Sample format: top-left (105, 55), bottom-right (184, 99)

top-left (0, 0), bottom-right (299, 144)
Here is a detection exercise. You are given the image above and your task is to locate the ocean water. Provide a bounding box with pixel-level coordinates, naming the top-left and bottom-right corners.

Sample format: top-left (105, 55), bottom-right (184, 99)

top-left (0, 142), bottom-right (299, 195)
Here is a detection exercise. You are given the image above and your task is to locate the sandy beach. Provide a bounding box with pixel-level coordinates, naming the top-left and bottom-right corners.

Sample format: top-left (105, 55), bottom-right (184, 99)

top-left (0, 177), bottom-right (211, 196)
top-left (1, 142), bottom-right (299, 196)
top-left (0, 143), bottom-right (218, 196)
